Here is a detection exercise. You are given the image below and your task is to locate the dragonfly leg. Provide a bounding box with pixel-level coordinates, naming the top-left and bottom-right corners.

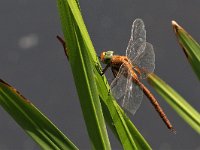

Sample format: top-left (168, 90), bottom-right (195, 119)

top-left (101, 64), bottom-right (110, 76)
top-left (56, 35), bottom-right (68, 59)
top-left (111, 67), bottom-right (119, 78)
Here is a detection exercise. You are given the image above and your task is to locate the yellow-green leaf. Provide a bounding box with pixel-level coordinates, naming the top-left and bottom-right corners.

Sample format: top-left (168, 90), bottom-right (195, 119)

top-left (172, 20), bottom-right (200, 80)
top-left (0, 79), bottom-right (78, 150)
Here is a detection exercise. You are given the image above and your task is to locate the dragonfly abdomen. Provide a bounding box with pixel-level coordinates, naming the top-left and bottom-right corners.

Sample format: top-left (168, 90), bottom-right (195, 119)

top-left (134, 79), bottom-right (174, 131)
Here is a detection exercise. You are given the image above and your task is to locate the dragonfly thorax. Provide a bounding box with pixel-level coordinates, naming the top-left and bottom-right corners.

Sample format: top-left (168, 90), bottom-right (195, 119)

top-left (100, 51), bottom-right (114, 64)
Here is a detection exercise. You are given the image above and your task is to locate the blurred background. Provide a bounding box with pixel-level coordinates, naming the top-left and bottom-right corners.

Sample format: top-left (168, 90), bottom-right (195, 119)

top-left (0, 0), bottom-right (199, 149)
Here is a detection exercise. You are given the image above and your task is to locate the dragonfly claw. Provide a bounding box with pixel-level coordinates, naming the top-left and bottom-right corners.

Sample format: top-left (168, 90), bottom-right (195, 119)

top-left (100, 72), bottom-right (104, 76)
top-left (108, 89), bottom-right (111, 94)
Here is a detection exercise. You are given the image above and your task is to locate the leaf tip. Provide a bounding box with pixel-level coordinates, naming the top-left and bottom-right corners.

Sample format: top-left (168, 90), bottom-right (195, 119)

top-left (0, 79), bottom-right (31, 104)
top-left (171, 20), bottom-right (191, 59)
top-left (171, 20), bottom-right (178, 27)
top-left (171, 20), bottom-right (183, 33)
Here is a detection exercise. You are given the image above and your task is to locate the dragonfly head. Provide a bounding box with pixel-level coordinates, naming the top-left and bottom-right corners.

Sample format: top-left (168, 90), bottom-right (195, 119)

top-left (100, 51), bottom-right (114, 64)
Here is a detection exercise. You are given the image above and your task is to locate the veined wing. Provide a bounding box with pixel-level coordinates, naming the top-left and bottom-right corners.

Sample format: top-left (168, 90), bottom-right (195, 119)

top-left (126, 19), bottom-right (146, 63)
top-left (134, 42), bottom-right (155, 79)
top-left (126, 19), bottom-right (155, 78)
top-left (110, 64), bottom-right (143, 116)
top-left (122, 73), bottom-right (143, 115)
top-left (110, 64), bottom-right (128, 100)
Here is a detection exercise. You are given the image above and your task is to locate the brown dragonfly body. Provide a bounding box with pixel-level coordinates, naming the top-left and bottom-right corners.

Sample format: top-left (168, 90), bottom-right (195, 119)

top-left (100, 19), bottom-right (175, 132)
top-left (101, 54), bottom-right (174, 131)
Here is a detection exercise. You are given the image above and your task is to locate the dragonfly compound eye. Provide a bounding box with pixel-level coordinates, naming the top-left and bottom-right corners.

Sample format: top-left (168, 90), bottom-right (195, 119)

top-left (103, 51), bottom-right (114, 64)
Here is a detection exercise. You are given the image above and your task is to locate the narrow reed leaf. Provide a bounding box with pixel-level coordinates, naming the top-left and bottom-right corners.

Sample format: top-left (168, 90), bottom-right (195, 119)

top-left (57, 0), bottom-right (111, 149)
top-left (0, 79), bottom-right (78, 150)
top-left (57, 0), bottom-right (151, 149)
top-left (148, 74), bottom-right (200, 134)
top-left (172, 20), bottom-right (200, 80)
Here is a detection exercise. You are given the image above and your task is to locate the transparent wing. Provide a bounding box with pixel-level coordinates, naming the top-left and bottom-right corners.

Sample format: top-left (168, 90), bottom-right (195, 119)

top-left (125, 19), bottom-right (155, 79)
top-left (111, 64), bottom-right (143, 116)
top-left (134, 42), bottom-right (155, 79)
top-left (126, 19), bottom-right (146, 62)
top-left (110, 64), bottom-right (128, 100)
top-left (122, 73), bottom-right (143, 115)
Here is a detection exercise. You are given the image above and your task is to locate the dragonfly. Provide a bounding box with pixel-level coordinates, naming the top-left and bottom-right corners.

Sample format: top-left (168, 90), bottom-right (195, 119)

top-left (100, 19), bottom-right (175, 132)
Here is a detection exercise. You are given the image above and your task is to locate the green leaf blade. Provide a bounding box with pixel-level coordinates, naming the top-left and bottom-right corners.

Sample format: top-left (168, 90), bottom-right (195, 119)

top-left (57, 0), bottom-right (152, 149)
top-left (57, 0), bottom-right (111, 149)
top-left (0, 79), bottom-right (78, 150)
top-left (148, 74), bottom-right (200, 134)
top-left (172, 20), bottom-right (200, 80)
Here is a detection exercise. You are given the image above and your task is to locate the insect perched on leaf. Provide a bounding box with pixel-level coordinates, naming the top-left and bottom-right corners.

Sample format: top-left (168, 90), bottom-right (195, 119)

top-left (100, 19), bottom-right (175, 133)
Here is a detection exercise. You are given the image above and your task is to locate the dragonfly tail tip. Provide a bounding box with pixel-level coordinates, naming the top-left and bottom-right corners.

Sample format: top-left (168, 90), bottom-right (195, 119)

top-left (171, 128), bottom-right (176, 134)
